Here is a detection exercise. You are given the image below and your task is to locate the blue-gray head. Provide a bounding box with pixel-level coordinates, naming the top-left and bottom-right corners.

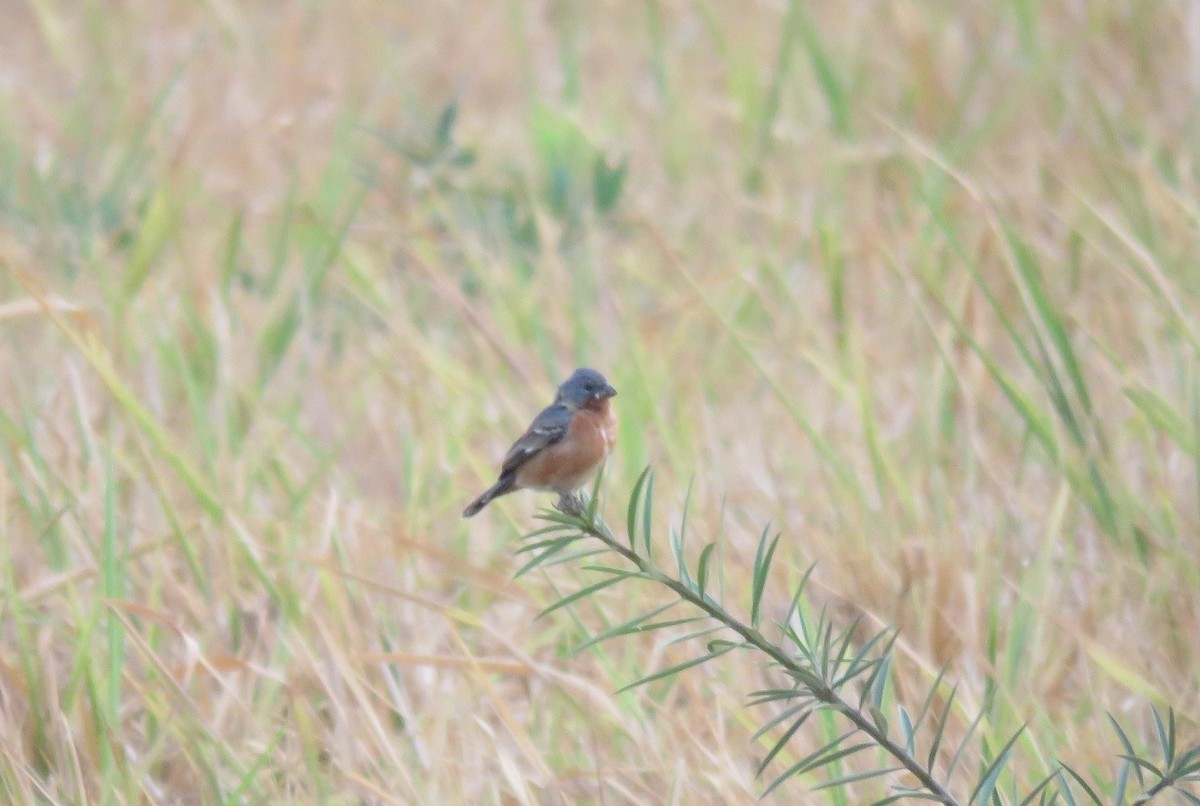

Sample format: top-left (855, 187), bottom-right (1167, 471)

top-left (556, 368), bottom-right (617, 410)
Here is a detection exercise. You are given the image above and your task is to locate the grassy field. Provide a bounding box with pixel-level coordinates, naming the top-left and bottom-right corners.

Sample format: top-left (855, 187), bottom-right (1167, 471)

top-left (1, 1), bottom-right (1199, 803)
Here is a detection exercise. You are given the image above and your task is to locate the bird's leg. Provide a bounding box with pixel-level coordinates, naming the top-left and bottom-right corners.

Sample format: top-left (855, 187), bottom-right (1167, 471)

top-left (555, 493), bottom-right (584, 516)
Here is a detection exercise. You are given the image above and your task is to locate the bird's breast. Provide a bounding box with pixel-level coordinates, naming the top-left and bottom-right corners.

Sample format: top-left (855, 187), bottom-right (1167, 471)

top-left (513, 406), bottom-right (616, 492)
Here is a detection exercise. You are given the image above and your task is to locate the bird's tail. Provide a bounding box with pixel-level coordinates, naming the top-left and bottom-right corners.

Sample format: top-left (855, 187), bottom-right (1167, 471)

top-left (462, 475), bottom-right (516, 518)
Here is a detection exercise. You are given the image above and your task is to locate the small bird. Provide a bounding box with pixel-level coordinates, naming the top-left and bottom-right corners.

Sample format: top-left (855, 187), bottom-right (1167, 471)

top-left (463, 368), bottom-right (618, 518)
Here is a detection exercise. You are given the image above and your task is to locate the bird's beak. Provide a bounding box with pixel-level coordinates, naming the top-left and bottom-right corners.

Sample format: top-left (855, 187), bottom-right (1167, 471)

top-left (602, 384), bottom-right (617, 398)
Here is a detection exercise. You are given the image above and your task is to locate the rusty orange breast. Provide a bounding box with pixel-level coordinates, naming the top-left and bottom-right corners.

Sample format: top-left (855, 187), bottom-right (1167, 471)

top-left (515, 402), bottom-right (616, 493)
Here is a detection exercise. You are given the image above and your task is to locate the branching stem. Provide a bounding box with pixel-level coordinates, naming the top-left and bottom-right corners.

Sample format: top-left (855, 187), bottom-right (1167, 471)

top-left (570, 513), bottom-right (958, 805)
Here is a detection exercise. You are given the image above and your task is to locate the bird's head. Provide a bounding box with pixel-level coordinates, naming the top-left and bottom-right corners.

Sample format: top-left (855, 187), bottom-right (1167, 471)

top-left (556, 368), bottom-right (617, 411)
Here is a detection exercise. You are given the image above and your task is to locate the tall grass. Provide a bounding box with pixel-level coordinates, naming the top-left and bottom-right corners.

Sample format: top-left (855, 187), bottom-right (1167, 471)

top-left (0, 1), bottom-right (1197, 802)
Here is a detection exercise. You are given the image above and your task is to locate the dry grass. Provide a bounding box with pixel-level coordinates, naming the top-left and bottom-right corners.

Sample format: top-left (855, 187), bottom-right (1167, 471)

top-left (1, 1), bottom-right (1198, 802)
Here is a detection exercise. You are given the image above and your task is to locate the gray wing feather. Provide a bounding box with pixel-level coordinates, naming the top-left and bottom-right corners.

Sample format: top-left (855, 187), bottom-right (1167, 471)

top-left (500, 404), bottom-right (571, 475)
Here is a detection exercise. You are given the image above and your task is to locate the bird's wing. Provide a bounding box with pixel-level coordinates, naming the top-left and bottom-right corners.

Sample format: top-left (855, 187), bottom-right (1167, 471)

top-left (500, 404), bottom-right (571, 476)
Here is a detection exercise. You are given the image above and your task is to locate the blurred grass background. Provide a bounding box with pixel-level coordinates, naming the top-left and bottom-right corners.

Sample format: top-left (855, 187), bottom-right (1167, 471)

top-left (1, 0), bottom-right (1198, 802)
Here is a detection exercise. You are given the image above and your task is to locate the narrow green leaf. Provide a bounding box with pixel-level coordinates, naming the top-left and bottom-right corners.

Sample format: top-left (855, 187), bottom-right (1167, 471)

top-left (519, 523), bottom-right (577, 541)
top-left (751, 528), bottom-right (781, 628)
top-left (627, 467), bottom-right (651, 552)
top-left (1117, 755), bottom-right (1164, 779)
top-left (1125, 385), bottom-right (1195, 456)
top-left (1173, 743), bottom-right (1200, 772)
top-left (755, 709), bottom-right (813, 777)
top-left (1054, 780), bottom-right (1074, 806)
top-left (783, 664), bottom-right (826, 692)
top-left (642, 470), bottom-right (656, 561)
top-left (969, 726), bottom-right (1024, 805)
top-left (793, 2), bottom-right (851, 136)
top-left (1004, 224), bottom-right (1093, 418)
top-left (1015, 770), bottom-right (1061, 806)
top-left (1054, 764), bottom-right (1102, 806)
top-left (1113, 758), bottom-right (1131, 805)
top-left (1151, 706), bottom-right (1175, 766)
top-left (818, 617), bottom-right (836, 680)
top-left (763, 736), bottom-right (873, 797)
top-left (534, 508), bottom-right (589, 527)
top-left (679, 477), bottom-right (694, 545)
top-left (123, 187), bottom-right (179, 299)
top-left (580, 564), bottom-right (649, 580)
top-left (671, 481), bottom-right (695, 587)
top-left (671, 528), bottom-right (691, 590)
top-left (840, 628), bottom-right (898, 692)
top-left (696, 542), bottom-right (716, 600)
top-left (811, 766), bottom-right (903, 793)
top-left (898, 705), bottom-right (915, 755)
top-left (513, 533), bottom-right (583, 556)
top-left (1108, 713), bottom-right (1146, 787)
top-left (946, 706), bottom-right (987, 782)
top-left (869, 706), bottom-right (888, 737)
top-left (796, 604), bottom-right (824, 666)
top-left (751, 702), bottom-right (810, 742)
top-left (615, 644), bottom-right (736, 694)
top-left (572, 602), bottom-right (681, 653)
top-left (536, 573), bottom-right (634, 619)
top-left (869, 653), bottom-right (892, 710)
top-left (926, 286), bottom-right (1057, 455)
top-left (664, 626), bottom-right (725, 648)
top-left (258, 294), bottom-right (301, 385)
top-left (785, 564), bottom-right (818, 626)
top-left (834, 653), bottom-right (885, 691)
top-left (828, 615), bottom-right (862, 679)
top-left (748, 686), bottom-right (807, 701)
top-left (911, 666), bottom-right (948, 735)
top-left (1028, 301), bottom-right (1086, 448)
top-left (927, 685), bottom-right (958, 771)
top-left (799, 738), bottom-right (874, 778)
top-left (871, 791), bottom-right (949, 803)
top-left (537, 547), bottom-right (608, 571)
top-left (749, 692), bottom-right (815, 711)
top-left (513, 536), bottom-right (582, 578)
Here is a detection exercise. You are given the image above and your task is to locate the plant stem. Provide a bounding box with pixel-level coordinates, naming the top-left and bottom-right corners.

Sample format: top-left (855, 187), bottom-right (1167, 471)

top-left (574, 514), bottom-right (959, 805)
top-left (1132, 777), bottom-right (1175, 805)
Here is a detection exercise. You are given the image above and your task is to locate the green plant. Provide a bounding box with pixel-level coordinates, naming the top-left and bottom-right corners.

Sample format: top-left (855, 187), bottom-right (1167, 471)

top-left (518, 472), bottom-right (1200, 803)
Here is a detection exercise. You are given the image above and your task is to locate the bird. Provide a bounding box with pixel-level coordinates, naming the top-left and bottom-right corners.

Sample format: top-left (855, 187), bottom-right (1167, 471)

top-left (463, 368), bottom-right (618, 518)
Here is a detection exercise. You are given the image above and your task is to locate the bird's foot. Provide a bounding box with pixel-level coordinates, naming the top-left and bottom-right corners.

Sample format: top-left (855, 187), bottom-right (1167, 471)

top-left (555, 493), bottom-right (585, 517)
